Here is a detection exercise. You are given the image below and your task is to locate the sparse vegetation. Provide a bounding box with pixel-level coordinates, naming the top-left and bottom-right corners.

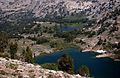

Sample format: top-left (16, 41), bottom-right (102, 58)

top-left (0, 52), bottom-right (9, 58)
top-left (0, 32), bottom-right (8, 53)
top-left (57, 54), bottom-right (74, 74)
top-left (9, 42), bottom-right (18, 59)
top-left (6, 63), bottom-right (18, 70)
top-left (88, 31), bottom-right (96, 38)
top-left (48, 75), bottom-right (54, 78)
top-left (114, 49), bottom-right (120, 59)
top-left (50, 40), bottom-right (79, 50)
top-left (79, 65), bottom-right (90, 77)
top-left (25, 46), bottom-right (34, 63)
top-left (0, 70), bottom-right (8, 75)
top-left (53, 30), bottom-right (79, 42)
top-left (0, 0), bottom-right (119, 78)
top-left (41, 63), bottom-right (58, 71)
top-left (36, 37), bottom-right (49, 44)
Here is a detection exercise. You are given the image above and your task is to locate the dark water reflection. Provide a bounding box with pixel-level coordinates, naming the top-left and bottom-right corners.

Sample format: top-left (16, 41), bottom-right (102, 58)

top-left (35, 48), bottom-right (120, 78)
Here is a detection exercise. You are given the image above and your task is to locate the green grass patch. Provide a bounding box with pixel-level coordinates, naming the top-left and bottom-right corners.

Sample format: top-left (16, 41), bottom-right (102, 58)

top-left (64, 23), bottom-right (86, 28)
top-left (6, 63), bottom-right (18, 69)
top-left (40, 63), bottom-right (58, 71)
top-left (63, 16), bottom-right (85, 21)
top-left (49, 39), bottom-right (80, 50)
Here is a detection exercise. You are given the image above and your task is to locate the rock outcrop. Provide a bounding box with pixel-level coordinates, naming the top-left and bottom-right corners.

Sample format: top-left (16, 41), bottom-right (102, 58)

top-left (75, 0), bottom-right (120, 52)
top-left (0, 57), bottom-right (85, 78)
top-left (0, 0), bottom-right (92, 17)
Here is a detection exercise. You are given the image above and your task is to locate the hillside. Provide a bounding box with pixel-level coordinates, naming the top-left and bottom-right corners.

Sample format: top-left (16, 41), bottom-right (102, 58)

top-left (0, 0), bottom-right (92, 17)
top-left (0, 0), bottom-right (120, 78)
top-left (0, 57), bottom-right (86, 78)
top-left (74, 0), bottom-right (120, 52)
top-left (0, 0), bottom-right (120, 53)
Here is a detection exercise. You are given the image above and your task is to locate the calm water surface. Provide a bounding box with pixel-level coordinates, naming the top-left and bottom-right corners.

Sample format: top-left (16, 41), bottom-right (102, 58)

top-left (35, 48), bottom-right (120, 78)
top-left (60, 26), bottom-right (80, 32)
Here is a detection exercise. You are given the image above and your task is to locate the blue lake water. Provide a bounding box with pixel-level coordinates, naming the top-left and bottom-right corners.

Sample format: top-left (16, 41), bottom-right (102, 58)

top-left (60, 26), bottom-right (80, 32)
top-left (34, 48), bottom-right (120, 78)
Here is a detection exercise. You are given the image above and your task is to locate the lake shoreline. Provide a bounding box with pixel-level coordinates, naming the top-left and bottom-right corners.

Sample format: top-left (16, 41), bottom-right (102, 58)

top-left (82, 49), bottom-right (120, 61)
top-left (35, 48), bottom-right (120, 62)
top-left (35, 48), bottom-right (120, 78)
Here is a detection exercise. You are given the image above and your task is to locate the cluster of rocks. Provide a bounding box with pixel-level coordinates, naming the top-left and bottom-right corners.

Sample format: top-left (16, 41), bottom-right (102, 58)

top-left (0, 57), bottom-right (85, 78)
top-left (0, 0), bottom-right (92, 17)
top-left (87, 0), bottom-right (120, 19)
top-left (75, 0), bottom-right (120, 52)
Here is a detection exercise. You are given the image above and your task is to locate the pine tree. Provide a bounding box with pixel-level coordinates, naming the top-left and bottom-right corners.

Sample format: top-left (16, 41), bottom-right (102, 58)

top-left (79, 65), bottom-right (90, 77)
top-left (0, 32), bottom-right (8, 53)
top-left (9, 42), bottom-right (18, 59)
top-left (25, 46), bottom-right (33, 63)
top-left (57, 54), bottom-right (74, 74)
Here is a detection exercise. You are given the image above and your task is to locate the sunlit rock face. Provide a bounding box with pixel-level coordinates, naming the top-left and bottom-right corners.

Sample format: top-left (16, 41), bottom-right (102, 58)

top-left (74, 0), bottom-right (120, 51)
top-left (0, 0), bottom-right (93, 17)
top-left (0, 57), bottom-right (84, 78)
top-left (0, 0), bottom-right (120, 18)
top-left (1, 0), bottom-right (119, 18)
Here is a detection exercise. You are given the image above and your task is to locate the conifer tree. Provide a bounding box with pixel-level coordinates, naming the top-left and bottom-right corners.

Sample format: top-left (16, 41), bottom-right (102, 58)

top-left (9, 42), bottom-right (18, 59)
top-left (0, 32), bottom-right (8, 53)
top-left (25, 46), bottom-right (33, 63)
top-left (57, 54), bottom-right (74, 74)
top-left (79, 65), bottom-right (90, 77)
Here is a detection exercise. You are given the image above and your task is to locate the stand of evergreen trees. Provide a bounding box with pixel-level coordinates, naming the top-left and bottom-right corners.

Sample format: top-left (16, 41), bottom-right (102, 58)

top-left (9, 42), bottom-right (18, 59)
top-left (57, 54), bottom-right (90, 76)
top-left (57, 54), bottom-right (74, 74)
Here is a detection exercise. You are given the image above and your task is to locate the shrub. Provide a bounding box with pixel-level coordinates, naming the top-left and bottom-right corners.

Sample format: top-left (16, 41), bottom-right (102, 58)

top-left (9, 42), bottom-right (18, 59)
top-left (57, 54), bottom-right (74, 74)
top-left (79, 65), bottom-right (90, 77)
top-left (48, 75), bottom-right (54, 78)
top-left (88, 31), bottom-right (96, 38)
top-left (36, 38), bottom-right (49, 44)
top-left (0, 53), bottom-right (9, 58)
top-left (6, 63), bottom-right (18, 70)
top-left (114, 49), bottom-right (120, 59)
top-left (41, 63), bottom-right (58, 71)
top-left (0, 32), bottom-right (8, 53)
top-left (25, 46), bottom-right (33, 63)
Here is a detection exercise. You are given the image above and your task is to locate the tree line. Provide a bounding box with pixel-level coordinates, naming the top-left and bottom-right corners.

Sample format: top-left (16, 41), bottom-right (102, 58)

top-left (57, 54), bottom-right (90, 77)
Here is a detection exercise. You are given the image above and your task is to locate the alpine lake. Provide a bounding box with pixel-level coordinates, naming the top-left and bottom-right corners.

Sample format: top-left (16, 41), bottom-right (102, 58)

top-left (35, 48), bottom-right (120, 78)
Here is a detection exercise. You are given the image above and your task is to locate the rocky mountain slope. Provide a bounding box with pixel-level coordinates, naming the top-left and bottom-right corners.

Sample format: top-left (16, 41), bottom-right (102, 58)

top-left (0, 0), bottom-right (120, 52)
top-left (0, 0), bottom-right (92, 17)
top-left (0, 57), bottom-right (86, 78)
top-left (0, 0), bottom-right (94, 34)
top-left (74, 0), bottom-right (120, 52)
top-left (0, 0), bottom-right (119, 19)
top-left (87, 0), bottom-right (120, 19)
